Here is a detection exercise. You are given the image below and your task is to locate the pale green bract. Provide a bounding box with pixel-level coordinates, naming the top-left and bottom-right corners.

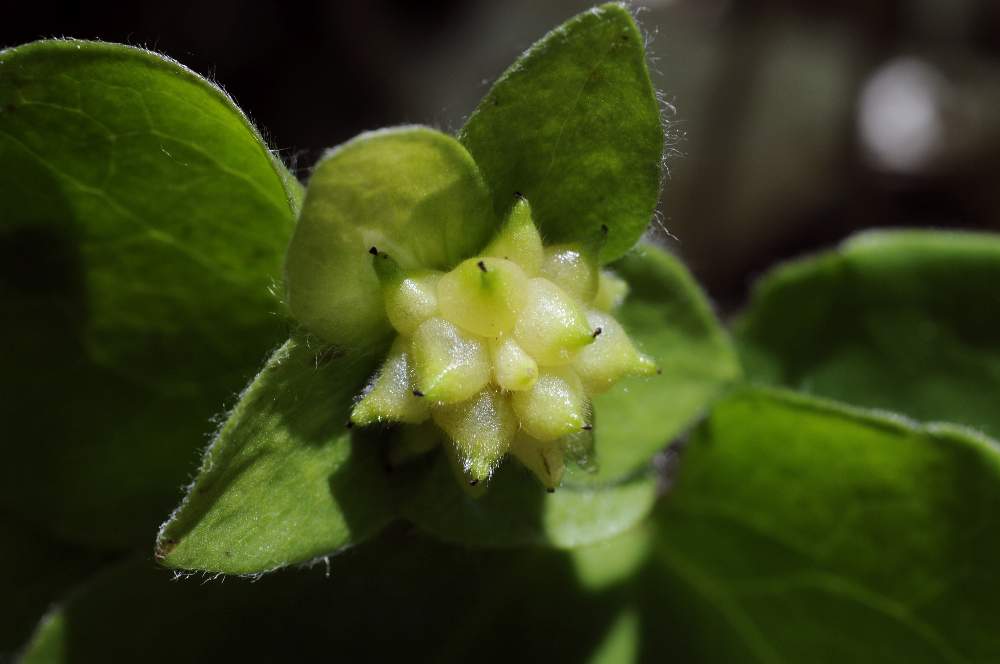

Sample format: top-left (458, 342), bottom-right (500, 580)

top-left (284, 127), bottom-right (497, 352)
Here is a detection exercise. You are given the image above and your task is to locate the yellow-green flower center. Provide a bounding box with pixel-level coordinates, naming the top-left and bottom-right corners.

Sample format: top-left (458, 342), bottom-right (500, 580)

top-left (350, 198), bottom-right (657, 490)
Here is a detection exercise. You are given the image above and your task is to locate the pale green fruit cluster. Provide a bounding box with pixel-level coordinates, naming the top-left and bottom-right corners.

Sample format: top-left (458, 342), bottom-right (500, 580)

top-left (350, 198), bottom-right (657, 490)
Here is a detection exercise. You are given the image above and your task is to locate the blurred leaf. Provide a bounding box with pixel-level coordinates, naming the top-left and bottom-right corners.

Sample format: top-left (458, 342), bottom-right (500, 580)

top-left (638, 387), bottom-right (1000, 662)
top-left (0, 515), bottom-right (104, 659)
top-left (0, 40), bottom-right (300, 549)
top-left (285, 126), bottom-right (496, 350)
top-left (459, 3), bottom-right (663, 263)
top-left (736, 230), bottom-right (1000, 438)
top-left (157, 335), bottom-right (395, 574)
top-left (587, 608), bottom-right (643, 664)
top-left (24, 526), bottom-right (646, 663)
top-left (398, 452), bottom-right (657, 549)
top-left (580, 243), bottom-right (741, 484)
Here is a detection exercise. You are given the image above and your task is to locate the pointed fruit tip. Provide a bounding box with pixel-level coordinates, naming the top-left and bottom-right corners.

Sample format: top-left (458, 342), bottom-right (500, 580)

top-left (636, 354), bottom-right (659, 376)
top-left (347, 407), bottom-right (369, 428)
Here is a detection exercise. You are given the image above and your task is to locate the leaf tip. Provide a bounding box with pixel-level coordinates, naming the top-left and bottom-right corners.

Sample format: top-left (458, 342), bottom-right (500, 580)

top-left (154, 536), bottom-right (179, 562)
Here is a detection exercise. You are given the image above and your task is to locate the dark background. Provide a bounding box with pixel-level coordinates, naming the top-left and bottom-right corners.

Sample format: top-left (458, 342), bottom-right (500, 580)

top-left (6, 0), bottom-right (1000, 308)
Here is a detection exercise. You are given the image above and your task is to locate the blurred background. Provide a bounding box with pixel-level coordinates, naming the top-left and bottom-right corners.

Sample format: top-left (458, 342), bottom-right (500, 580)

top-left (6, 0), bottom-right (1000, 309)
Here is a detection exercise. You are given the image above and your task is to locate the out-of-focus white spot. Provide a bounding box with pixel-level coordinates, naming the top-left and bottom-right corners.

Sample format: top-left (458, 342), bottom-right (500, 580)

top-left (858, 57), bottom-right (947, 173)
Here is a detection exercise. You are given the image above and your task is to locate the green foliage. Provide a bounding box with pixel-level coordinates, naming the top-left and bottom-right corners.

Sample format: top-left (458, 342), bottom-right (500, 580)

top-left (398, 452), bottom-right (658, 549)
top-left (25, 388), bottom-right (1000, 663)
top-left (587, 244), bottom-right (742, 482)
top-left (0, 516), bottom-right (104, 659)
top-left (459, 4), bottom-right (663, 264)
top-left (21, 529), bottom-right (646, 664)
top-left (737, 230), bottom-right (1000, 438)
top-left (5, 5), bottom-right (1000, 662)
top-left (156, 336), bottom-right (395, 574)
top-left (0, 40), bottom-right (300, 549)
top-left (642, 388), bottom-right (1000, 662)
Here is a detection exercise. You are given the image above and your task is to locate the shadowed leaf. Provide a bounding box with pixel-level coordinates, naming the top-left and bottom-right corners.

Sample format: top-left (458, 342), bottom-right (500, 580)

top-left (0, 40), bottom-right (300, 549)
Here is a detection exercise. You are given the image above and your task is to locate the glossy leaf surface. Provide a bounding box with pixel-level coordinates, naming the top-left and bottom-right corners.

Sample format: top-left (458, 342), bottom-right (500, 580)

top-left (285, 127), bottom-right (496, 350)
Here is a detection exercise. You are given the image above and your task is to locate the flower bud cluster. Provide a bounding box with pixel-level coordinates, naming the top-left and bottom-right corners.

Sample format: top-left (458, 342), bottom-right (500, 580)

top-left (350, 198), bottom-right (657, 490)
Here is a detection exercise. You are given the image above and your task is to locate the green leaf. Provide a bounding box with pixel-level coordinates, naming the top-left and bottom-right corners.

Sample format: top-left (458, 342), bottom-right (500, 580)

top-left (582, 243), bottom-right (741, 484)
top-left (24, 526), bottom-right (647, 663)
top-left (640, 387), bottom-right (1000, 662)
top-left (285, 126), bottom-right (497, 350)
top-left (459, 3), bottom-right (663, 263)
top-left (0, 40), bottom-right (300, 549)
top-left (736, 230), bottom-right (1000, 439)
top-left (397, 451), bottom-right (657, 549)
top-left (28, 388), bottom-right (1000, 661)
top-left (0, 514), bottom-right (104, 659)
top-left (156, 335), bottom-right (396, 574)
